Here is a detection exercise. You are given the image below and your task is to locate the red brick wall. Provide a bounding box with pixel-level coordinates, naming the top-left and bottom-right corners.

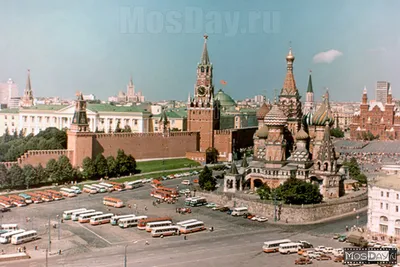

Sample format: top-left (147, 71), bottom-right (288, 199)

top-left (93, 132), bottom-right (199, 160)
top-left (214, 130), bottom-right (232, 161)
top-left (17, 150), bottom-right (73, 167)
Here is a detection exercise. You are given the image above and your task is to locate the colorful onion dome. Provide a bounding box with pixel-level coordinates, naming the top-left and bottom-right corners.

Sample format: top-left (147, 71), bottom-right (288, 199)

top-left (264, 104), bottom-right (287, 126)
top-left (255, 126), bottom-right (269, 138)
top-left (295, 126), bottom-right (309, 141)
top-left (256, 103), bottom-right (270, 120)
top-left (302, 112), bottom-right (313, 126)
top-left (312, 91), bottom-right (334, 127)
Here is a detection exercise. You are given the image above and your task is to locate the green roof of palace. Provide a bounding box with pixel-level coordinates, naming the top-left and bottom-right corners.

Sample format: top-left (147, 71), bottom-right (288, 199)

top-left (87, 104), bottom-right (149, 113)
top-left (0, 108), bottom-right (19, 114)
top-left (22, 105), bottom-right (67, 111)
top-left (153, 108), bottom-right (187, 119)
top-left (214, 89), bottom-right (236, 107)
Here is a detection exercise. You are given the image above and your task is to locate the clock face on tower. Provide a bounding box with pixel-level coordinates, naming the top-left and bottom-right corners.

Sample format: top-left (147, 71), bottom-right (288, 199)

top-left (197, 86), bottom-right (206, 96)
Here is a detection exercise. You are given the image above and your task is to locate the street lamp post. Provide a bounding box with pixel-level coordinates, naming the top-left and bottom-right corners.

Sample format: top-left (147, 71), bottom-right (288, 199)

top-left (124, 240), bottom-right (139, 267)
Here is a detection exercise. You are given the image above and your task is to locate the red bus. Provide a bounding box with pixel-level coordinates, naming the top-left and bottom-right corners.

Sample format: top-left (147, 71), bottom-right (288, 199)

top-left (157, 186), bottom-right (179, 198)
top-left (137, 217), bottom-right (172, 230)
top-left (150, 189), bottom-right (173, 201)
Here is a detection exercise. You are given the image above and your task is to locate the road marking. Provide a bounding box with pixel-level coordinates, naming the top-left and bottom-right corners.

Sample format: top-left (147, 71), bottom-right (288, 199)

top-left (144, 249), bottom-right (261, 266)
top-left (77, 223), bottom-right (112, 245)
top-left (110, 239), bottom-right (145, 245)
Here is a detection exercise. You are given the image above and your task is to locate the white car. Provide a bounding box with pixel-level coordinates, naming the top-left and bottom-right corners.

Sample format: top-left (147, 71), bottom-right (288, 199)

top-left (332, 248), bottom-right (343, 257)
top-left (308, 252), bottom-right (322, 259)
top-left (257, 217), bottom-right (268, 222)
top-left (181, 180), bottom-right (191, 185)
top-left (251, 216), bottom-right (259, 221)
top-left (322, 247), bottom-right (333, 254)
top-left (314, 246), bottom-right (326, 252)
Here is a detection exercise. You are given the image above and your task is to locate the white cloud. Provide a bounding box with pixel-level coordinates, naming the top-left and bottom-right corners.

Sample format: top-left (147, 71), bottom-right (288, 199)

top-left (313, 49), bottom-right (343, 64)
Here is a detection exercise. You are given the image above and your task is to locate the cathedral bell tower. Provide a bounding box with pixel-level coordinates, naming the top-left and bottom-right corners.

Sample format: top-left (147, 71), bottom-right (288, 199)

top-left (187, 35), bottom-right (220, 152)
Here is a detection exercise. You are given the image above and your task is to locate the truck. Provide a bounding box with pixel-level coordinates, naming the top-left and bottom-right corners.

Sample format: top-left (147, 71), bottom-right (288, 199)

top-left (347, 232), bottom-right (368, 247)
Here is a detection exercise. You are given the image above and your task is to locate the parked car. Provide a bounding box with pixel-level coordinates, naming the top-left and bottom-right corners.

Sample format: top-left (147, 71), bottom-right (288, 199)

top-left (298, 249), bottom-right (308, 256)
top-left (334, 255), bottom-right (344, 262)
top-left (206, 203), bottom-right (217, 208)
top-left (212, 206), bottom-right (222, 211)
top-left (0, 207), bottom-right (10, 212)
top-left (338, 235), bottom-right (347, 242)
top-left (316, 254), bottom-right (331, 261)
top-left (332, 248), bottom-right (343, 257)
top-left (314, 246), bottom-right (326, 252)
top-left (307, 252), bottom-right (321, 259)
top-left (219, 207), bottom-right (230, 212)
top-left (299, 241), bottom-right (313, 248)
top-left (333, 233), bottom-right (341, 239)
top-left (294, 257), bottom-right (312, 265)
top-left (321, 247), bottom-right (333, 254)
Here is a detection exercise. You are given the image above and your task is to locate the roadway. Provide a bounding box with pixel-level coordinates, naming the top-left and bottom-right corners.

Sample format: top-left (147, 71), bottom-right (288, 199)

top-left (0, 176), bottom-right (368, 267)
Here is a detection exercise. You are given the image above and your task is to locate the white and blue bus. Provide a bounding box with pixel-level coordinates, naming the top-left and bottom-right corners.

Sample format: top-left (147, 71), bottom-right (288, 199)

top-left (63, 208), bottom-right (87, 220)
top-left (18, 193), bottom-right (33, 204)
top-left (0, 230), bottom-right (25, 244)
top-left (110, 214), bottom-right (136, 226)
top-left (71, 209), bottom-right (96, 221)
top-left (11, 230), bottom-right (37, 245)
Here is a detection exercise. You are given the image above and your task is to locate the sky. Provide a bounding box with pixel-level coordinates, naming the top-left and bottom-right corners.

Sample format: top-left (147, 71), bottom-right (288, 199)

top-left (0, 0), bottom-right (399, 102)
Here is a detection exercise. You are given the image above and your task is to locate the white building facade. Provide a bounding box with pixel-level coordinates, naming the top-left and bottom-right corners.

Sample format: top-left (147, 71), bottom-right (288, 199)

top-left (368, 174), bottom-right (400, 242)
top-left (0, 103), bottom-right (152, 136)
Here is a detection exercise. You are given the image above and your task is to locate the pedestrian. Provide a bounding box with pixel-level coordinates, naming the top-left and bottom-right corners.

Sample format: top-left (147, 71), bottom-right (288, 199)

top-left (285, 218), bottom-right (288, 223)
top-left (58, 249), bottom-right (62, 255)
top-left (145, 241), bottom-right (149, 245)
top-left (184, 235), bottom-right (187, 240)
top-left (34, 246), bottom-right (38, 251)
top-left (346, 225), bottom-right (349, 231)
top-left (145, 206), bottom-right (147, 211)
top-left (23, 246), bottom-right (26, 252)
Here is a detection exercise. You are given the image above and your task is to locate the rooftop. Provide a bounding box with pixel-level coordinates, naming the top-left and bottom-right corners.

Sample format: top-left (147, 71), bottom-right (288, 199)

top-left (372, 174), bottom-right (400, 190)
top-left (22, 104), bottom-right (67, 111)
top-left (153, 108), bottom-right (187, 119)
top-left (0, 108), bottom-right (19, 114)
top-left (87, 104), bottom-right (149, 113)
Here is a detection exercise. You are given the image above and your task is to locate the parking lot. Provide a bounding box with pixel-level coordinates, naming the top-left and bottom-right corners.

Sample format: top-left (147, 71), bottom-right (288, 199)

top-left (0, 176), bottom-right (392, 267)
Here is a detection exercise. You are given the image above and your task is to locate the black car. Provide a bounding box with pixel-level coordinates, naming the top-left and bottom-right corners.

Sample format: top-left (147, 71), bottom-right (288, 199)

top-left (0, 207), bottom-right (10, 212)
top-left (299, 241), bottom-right (313, 248)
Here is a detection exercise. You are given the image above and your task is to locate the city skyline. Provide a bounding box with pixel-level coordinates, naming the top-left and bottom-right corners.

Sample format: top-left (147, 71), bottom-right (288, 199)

top-left (0, 0), bottom-right (399, 101)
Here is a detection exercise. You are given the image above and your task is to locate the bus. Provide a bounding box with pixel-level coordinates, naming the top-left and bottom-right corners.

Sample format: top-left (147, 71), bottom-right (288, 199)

top-left (185, 197), bottom-right (198, 206)
top-left (0, 230), bottom-right (25, 244)
top-left (176, 219), bottom-right (198, 226)
top-left (71, 209), bottom-right (96, 221)
top-left (24, 192), bottom-right (42, 204)
top-left (90, 213), bottom-right (114, 225)
top-left (35, 191), bottom-right (54, 202)
top-left (157, 186), bottom-right (179, 198)
top-left (145, 221), bottom-right (172, 232)
top-left (45, 190), bottom-right (64, 200)
top-left (0, 196), bottom-right (12, 208)
top-left (150, 189), bottom-right (173, 201)
top-left (60, 188), bottom-right (77, 198)
top-left (110, 214), bottom-right (136, 226)
top-left (91, 184), bottom-right (107, 193)
top-left (189, 197), bottom-right (207, 207)
top-left (262, 239), bottom-right (292, 253)
top-left (108, 182), bottom-right (125, 191)
top-left (103, 197), bottom-right (124, 208)
top-left (279, 242), bottom-right (303, 254)
top-left (70, 186), bottom-right (82, 194)
top-left (11, 230), bottom-right (37, 245)
top-left (18, 193), bottom-right (33, 204)
top-left (7, 195), bottom-right (27, 207)
top-left (63, 208), bottom-right (87, 220)
top-left (125, 180), bottom-right (143, 190)
top-left (78, 212), bottom-right (103, 223)
top-left (118, 216), bottom-right (148, 228)
top-left (151, 226), bottom-right (180, 238)
top-left (83, 185), bottom-right (98, 194)
top-left (137, 217), bottom-right (172, 230)
top-left (99, 183), bottom-right (115, 192)
top-left (179, 221), bottom-right (206, 234)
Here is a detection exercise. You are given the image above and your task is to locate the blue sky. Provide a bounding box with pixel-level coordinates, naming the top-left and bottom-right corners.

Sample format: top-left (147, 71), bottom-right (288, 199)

top-left (0, 0), bottom-right (399, 102)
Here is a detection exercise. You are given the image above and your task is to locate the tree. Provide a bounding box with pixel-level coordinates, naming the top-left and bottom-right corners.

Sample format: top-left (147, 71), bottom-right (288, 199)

top-left (356, 173), bottom-right (368, 184)
top-left (330, 128), bottom-right (344, 138)
top-left (343, 157), bottom-right (364, 183)
top-left (35, 164), bottom-right (47, 185)
top-left (22, 164), bottom-right (36, 189)
top-left (115, 121), bottom-right (122, 133)
top-left (46, 159), bottom-right (59, 183)
top-left (0, 164), bottom-right (9, 188)
top-left (277, 178), bottom-right (323, 205)
top-left (57, 155), bottom-right (74, 183)
top-left (123, 125), bottom-right (132, 133)
top-left (7, 165), bottom-right (24, 188)
top-left (115, 149), bottom-right (130, 176)
top-left (81, 157), bottom-right (96, 180)
top-left (94, 154), bottom-right (108, 178)
top-left (256, 183), bottom-right (271, 200)
top-left (107, 156), bottom-right (117, 177)
top-left (205, 147), bottom-right (218, 164)
top-left (198, 166), bottom-right (216, 191)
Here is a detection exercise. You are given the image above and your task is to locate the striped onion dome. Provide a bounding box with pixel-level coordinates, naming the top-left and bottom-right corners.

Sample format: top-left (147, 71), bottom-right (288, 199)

top-left (295, 126), bottom-right (309, 141)
top-left (303, 111), bottom-right (314, 126)
top-left (312, 91), bottom-right (334, 127)
top-left (264, 104), bottom-right (287, 126)
top-left (255, 126), bottom-right (269, 138)
top-left (256, 103), bottom-right (270, 120)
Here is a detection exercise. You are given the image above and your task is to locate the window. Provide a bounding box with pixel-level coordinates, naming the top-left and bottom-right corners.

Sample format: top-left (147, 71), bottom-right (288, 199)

top-left (46, 117), bottom-right (50, 123)
top-left (397, 194), bottom-right (399, 200)
top-left (381, 203), bottom-right (383, 209)
top-left (171, 120), bottom-right (175, 125)
top-left (11, 116), bottom-right (14, 120)
top-left (31, 128), bottom-right (34, 133)
top-left (134, 120), bottom-right (138, 125)
top-left (24, 116), bottom-right (27, 122)
top-left (38, 117), bottom-right (42, 122)
top-left (11, 122), bottom-right (14, 126)
top-left (381, 191), bottom-right (384, 197)
top-left (396, 206), bottom-right (399, 212)
top-left (4, 122), bottom-right (7, 126)
top-left (387, 192), bottom-right (390, 198)
top-left (386, 203), bottom-right (389, 210)
top-left (31, 117), bottom-right (34, 122)
top-left (396, 228), bottom-right (400, 237)
top-left (4, 115), bottom-right (7, 120)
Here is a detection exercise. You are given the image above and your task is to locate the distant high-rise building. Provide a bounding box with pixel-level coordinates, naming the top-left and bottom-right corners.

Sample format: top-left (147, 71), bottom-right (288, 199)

top-left (376, 81), bottom-right (390, 104)
top-left (254, 95), bottom-right (265, 104)
top-left (0, 78), bottom-right (18, 106)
